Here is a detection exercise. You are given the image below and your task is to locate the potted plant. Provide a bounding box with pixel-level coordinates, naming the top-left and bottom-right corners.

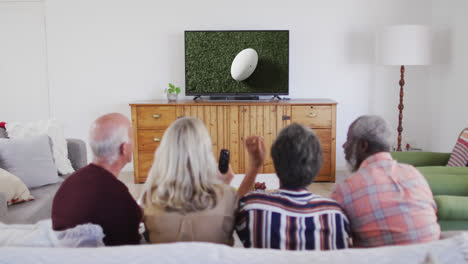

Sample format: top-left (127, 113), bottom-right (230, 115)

top-left (164, 83), bottom-right (181, 101)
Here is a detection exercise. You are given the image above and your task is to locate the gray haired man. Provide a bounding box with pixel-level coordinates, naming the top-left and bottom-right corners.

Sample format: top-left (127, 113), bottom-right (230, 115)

top-left (52, 113), bottom-right (142, 246)
top-left (331, 115), bottom-right (440, 247)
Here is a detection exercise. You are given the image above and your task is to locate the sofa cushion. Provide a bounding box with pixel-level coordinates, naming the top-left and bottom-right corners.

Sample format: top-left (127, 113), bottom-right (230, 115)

top-left (0, 168), bottom-right (34, 205)
top-left (416, 167), bottom-right (468, 196)
top-left (0, 134), bottom-right (62, 189)
top-left (434, 195), bottom-right (468, 221)
top-left (6, 120), bottom-right (75, 175)
top-left (391, 152), bottom-right (451, 167)
top-left (438, 220), bottom-right (468, 231)
top-left (2, 176), bottom-right (68, 224)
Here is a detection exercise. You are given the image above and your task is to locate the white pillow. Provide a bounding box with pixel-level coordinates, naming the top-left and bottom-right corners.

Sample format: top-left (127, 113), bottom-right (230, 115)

top-left (0, 168), bottom-right (34, 205)
top-left (6, 120), bottom-right (74, 175)
top-left (0, 135), bottom-right (62, 188)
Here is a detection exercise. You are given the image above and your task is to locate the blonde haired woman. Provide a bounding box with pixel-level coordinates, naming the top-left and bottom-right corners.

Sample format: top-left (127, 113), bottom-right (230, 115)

top-left (140, 117), bottom-right (265, 245)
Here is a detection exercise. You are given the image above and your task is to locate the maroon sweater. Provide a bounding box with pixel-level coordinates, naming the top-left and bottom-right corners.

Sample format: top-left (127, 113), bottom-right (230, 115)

top-left (52, 164), bottom-right (142, 246)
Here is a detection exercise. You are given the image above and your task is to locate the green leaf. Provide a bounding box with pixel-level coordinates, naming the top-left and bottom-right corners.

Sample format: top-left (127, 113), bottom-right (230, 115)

top-left (175, 87), bottom-right (181, 94)
top-left (169, 83), bottom-right (175, 89)
top-left (168, 87), bottom-right (175, 93)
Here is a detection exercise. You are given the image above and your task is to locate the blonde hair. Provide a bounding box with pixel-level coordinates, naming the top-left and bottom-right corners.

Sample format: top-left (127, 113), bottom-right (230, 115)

top-left (140, 117), bottom-right (220, 213)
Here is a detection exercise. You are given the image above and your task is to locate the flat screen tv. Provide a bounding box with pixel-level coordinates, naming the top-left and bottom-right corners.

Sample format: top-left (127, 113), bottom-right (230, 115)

top-left (185, 30), bottom-right (289, 97)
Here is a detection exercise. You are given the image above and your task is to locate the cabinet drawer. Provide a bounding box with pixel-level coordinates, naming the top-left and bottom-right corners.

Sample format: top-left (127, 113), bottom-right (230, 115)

top-left (138, 130), bottom-right (166, 151)
top-left (292, 106), bottom-right (332, 128)
top-left (138, 151), bottom-right (154, 181)
top-left (137, 106), bottom-right (176, 129)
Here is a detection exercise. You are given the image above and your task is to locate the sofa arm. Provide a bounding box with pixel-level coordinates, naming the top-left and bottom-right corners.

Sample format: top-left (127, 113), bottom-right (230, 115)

top-left (0, 192), bottom-right (7, 219)
top-left (391, 152), bottom-right (451, 167)
top-left (0, 127), bottom-right (7, 138)
top-left (67, 138), bottom-right (87, 171)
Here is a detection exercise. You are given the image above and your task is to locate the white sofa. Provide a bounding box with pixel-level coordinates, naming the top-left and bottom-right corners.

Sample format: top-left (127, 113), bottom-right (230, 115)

top-left (0, 231), bottom-right (467, 264)
top-left (0, 215), bottom-right (467, 263)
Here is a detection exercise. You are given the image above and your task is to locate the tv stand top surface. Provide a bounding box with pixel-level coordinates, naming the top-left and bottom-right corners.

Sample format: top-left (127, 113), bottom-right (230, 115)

top-left (130, 98), bottom-right (337, 106)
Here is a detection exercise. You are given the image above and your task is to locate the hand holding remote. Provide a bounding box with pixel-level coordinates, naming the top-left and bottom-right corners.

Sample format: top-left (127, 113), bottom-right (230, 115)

top-left (217, 149), bottom-right (234, 184)
top-left (217, 165), bottom-right (234, 185)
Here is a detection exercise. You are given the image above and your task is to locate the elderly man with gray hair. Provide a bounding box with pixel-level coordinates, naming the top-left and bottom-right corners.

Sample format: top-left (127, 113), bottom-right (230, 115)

top-left (52, 113), bottom-right (142, 246)
top-left (331, 115), bottom-right (440, 248)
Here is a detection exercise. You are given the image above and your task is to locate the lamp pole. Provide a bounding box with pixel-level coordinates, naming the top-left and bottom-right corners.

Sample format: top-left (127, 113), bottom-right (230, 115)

top-left (397, 65), bottom-right (405, 151)
top-left (379, 25), bottom-right (431, 151)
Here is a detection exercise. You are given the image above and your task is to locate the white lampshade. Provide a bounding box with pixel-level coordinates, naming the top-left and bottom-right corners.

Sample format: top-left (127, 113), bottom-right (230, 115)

top-left (378, 25), bottom-right (431, 65)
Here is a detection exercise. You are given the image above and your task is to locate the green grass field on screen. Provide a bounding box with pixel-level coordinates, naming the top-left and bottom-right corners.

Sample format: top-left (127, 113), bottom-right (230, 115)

top-left (185, 31), bottom-right (289, 95)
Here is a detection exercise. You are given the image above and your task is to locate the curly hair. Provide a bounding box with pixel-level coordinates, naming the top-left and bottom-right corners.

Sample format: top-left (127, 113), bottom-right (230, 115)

top-left (271, 123), bottom-right (323, 188)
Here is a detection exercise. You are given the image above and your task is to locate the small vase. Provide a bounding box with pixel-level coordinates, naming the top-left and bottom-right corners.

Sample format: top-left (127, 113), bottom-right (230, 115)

top-left (167, 93), bottom-right (178, 102)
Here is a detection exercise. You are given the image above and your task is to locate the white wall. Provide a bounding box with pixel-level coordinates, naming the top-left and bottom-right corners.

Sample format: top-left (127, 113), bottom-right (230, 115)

top-left (422, 0), bottom-right (468, 152)
top-left (1, 0), bottom-right (434, 171)
top-left (0, 0), bottom-right (49, 122)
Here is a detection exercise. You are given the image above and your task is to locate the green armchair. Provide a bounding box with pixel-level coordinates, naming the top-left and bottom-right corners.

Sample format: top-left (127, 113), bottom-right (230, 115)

top-left (391, 151), bottom-right (468, 231)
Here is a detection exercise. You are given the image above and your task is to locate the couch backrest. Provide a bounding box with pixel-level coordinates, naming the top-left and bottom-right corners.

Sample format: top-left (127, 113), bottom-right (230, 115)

top-left (0, 128), bottom-right (6, 138)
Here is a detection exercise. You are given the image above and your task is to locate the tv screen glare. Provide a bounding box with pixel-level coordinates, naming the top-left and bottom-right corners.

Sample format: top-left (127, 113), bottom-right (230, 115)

top-left (185, 30), bottom-right (289, 96)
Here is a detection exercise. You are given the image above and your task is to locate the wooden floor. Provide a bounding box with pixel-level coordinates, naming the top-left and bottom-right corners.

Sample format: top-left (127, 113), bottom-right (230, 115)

top-left (119, 171), bottom-right (346, 200)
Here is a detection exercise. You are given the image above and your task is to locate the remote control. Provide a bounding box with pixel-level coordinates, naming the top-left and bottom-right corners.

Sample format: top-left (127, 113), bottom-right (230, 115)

top-left (218, 149), bottom-right (230, 174)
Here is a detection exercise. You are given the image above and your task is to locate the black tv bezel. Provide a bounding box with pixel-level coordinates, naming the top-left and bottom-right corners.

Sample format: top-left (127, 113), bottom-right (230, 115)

top-left (184, 30), bottom-right (290, 97)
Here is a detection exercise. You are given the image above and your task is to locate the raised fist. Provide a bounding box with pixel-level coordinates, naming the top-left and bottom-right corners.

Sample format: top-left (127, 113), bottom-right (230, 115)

top-left (245, 136), bottom-right (266, 169)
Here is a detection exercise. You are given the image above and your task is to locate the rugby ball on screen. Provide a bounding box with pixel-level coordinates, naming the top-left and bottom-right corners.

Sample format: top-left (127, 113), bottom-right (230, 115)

top-left (230, 48), bottom-right (258, 81)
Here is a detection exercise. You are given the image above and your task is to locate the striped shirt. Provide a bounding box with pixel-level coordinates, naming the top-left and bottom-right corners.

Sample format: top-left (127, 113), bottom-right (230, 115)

top-left (235, 188), bottom-right (351, 250)
top-left (331, 152), bottom-right (441, 247)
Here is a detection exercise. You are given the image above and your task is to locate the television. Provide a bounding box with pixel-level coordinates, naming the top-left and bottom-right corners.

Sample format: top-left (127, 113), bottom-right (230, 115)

top-left (185, 30), bottom-right (289, 98)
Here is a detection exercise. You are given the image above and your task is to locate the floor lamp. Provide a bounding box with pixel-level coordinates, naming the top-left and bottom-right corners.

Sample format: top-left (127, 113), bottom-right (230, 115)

top-left (379, 25), bottom-right (431, 151)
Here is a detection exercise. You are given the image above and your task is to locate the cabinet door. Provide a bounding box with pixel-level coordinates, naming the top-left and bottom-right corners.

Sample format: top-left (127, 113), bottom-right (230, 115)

top-left (138, 151), bottom-right (154, 183)
top-left (239, 105), bottom-right (291, 174)
top-left (291, 105), bottom-right (334, 181)
top-left (176, 105), bottom-right (240, 173)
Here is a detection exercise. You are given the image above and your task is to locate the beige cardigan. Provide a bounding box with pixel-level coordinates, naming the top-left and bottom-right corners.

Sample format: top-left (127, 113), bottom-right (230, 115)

top-left (143, 185), bottom-right (238, 246)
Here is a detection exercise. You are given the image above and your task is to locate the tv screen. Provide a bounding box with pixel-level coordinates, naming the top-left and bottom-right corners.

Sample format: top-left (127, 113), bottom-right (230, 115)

top-left (185, 30), bottom-right (289, 96)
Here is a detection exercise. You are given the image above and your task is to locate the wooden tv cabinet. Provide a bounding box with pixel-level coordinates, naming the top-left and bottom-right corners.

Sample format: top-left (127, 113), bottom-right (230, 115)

top-left (130, 99), bottom-right (337, 184)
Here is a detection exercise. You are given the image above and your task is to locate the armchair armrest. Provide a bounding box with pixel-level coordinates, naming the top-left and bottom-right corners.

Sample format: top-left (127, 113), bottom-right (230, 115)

top-left (391, 151), bottom-right (451, 167)
top-left (67, 138), bottom-right (87, 171)
top-left (0, 192), bottom-right (7, 219)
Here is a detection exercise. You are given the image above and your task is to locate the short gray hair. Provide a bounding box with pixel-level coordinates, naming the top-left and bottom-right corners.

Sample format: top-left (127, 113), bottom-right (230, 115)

top-left (350, 115), bottom-right (392, 152)
top-left (271, 123), bottom-right (323, 188)
top-left (89, 123), bottom-right (129, 163)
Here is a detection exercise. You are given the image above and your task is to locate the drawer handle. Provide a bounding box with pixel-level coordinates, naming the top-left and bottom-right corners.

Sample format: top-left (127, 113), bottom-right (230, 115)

top-left (308, 112), bottom-right (317, 118)
top-left (153, 138), bottom-right (161, 142)
top-left (152, 114), bottom-right (161, 118)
